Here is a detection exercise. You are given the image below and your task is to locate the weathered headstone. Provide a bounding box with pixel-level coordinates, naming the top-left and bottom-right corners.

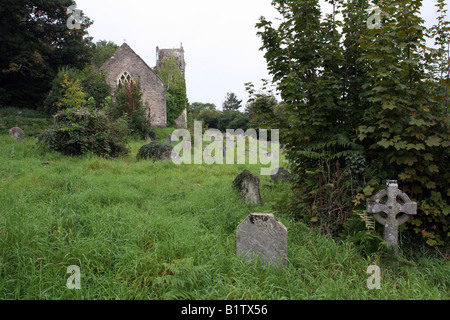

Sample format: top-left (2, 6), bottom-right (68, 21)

top-left (166, 134), bottom-right (173, 143)
top-left (9, 127), bottom-right (24, 142)
top-left (232, 170), bottom-right (261, 204)
top-left (161, 150), bottom-right (180, 162)
top-left (270, 167), bottom-right (291, 181)
top-left (236, 213), bottom-right (288, 266)
top-left (367, 180), bottom-right (417, 255)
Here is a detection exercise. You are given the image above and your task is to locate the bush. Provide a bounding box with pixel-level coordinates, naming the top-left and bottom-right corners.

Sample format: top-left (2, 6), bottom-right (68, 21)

top-left (42, 67), bottom-right (84, 114)
top-left (109, 79), bottom-right (152, 139)
top-left (39, 107), bottom-right (128, 158)
top-left (136, 141), bottom-right (172, 161)
top-left (147, 130), bottom-right (156, 141)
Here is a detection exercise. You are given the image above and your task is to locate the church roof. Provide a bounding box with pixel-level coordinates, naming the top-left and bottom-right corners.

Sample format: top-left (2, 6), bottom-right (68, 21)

top-left (103, 43), bottom-right (166, 87)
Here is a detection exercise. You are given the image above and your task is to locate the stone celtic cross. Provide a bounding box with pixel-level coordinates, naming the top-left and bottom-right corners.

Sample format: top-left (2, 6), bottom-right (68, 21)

top-left (367, 180), bottom-right (417, 254)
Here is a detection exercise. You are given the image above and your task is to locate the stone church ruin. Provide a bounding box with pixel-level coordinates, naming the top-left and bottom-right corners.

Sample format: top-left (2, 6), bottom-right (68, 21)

top-left (102, 43), bottom-right (187, 128)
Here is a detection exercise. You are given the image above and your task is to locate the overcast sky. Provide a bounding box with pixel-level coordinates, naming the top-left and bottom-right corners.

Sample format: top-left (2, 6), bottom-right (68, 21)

top-left (76, 0), bottom-right (448, 110)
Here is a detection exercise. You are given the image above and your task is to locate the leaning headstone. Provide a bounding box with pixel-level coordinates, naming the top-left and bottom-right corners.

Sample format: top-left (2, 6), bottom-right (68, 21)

top-left (236, 213), bottom-right (288, 266)
top-left (367, 180), bottom-right (417, 256)
top-left (270, 167), bottom-right (291, 181)
top-left (9, 127), bottom-right (24, 142)
top-left (232, 170), bottom-right (261, 204)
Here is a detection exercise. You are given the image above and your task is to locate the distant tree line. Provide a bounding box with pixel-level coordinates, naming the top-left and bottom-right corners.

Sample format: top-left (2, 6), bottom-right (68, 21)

top-left (189, 91), bottom-right (282, 133)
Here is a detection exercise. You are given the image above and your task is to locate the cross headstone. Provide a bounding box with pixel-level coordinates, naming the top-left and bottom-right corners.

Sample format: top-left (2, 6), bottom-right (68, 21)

top-left (236, 213), bottom-right (288, 266)
top-left (367, 180), bottom-right (417, 255)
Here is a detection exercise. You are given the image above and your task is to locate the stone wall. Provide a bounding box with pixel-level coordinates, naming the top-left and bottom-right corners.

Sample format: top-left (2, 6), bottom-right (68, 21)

top-left (156, 46), bottom-right (186, 75)
top-left (174, 108), bottom-right (188, 129)
top-left (102, 43), bottom-right (167, 128)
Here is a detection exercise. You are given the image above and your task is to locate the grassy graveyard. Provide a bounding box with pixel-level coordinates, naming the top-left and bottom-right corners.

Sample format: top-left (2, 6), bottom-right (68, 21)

top-left (0, 109), bottom-right (448, 300)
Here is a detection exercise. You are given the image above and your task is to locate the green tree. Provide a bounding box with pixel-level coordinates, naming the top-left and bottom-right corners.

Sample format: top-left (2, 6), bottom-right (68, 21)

top-left (257, 0), bottom-right (360, 235)
top-left (356, 0), bottom-right (449, 246)
top-left (80, 65), bottom-right (111, 109)
top-left (57, 74), bottom-right (87, 109)
top-left (245, 83), bottom-right (286, 137)
top-left (257, 0), bottom-right (449, 245)
top-left (91, 40), bottom-right (119, 69)
top-left (222, 92), bottom-right (242, 111)
top-left (197, 109), bottom-right (220, 129)
top-left (43, 65), bottom-right (110, 114)
top-left (217, 110), bottom-right (250, 131)
top-left (0, 0), bottom-right (93, 109)
top-left (188, 102), bottom-right (217, 120)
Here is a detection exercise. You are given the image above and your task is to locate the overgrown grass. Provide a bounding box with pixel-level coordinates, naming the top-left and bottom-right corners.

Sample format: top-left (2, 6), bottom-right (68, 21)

top-left (0, 108), bottom-right (52, 137)
top-left (0, 112), bottom-right (448, 300)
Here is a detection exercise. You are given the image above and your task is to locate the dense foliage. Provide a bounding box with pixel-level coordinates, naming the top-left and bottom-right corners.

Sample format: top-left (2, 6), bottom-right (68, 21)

top-left (189, 92), bottom-right (250, 131)
top-left (256, 0), bottom-right (449, 248)
top-left (108, 79), bottom-right (151, 139)
top-left (39, 107), bottom-right (128, 157)
top-left (0, 0), bottom-right (93, 109)
top-left (91, 40), bottom-right (119, 68)
top-left (156, 52), bottom-right (188, 126)
top-left (43, 66), bottom-right (111, 115)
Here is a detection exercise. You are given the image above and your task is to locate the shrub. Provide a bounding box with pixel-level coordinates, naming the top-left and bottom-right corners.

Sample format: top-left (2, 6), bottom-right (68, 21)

top-left (147, 130), bottom-right (156, 141)
top-left (42, 67), bottom-right (85, 114)
top-left (80, 66), bottom-right (111, 108)
top-left (136, 141), bottom-right (172, 161)
top-left (39, 107), bottom-right (128, 158)
top-left (109, 79), bottom-right (152, 139)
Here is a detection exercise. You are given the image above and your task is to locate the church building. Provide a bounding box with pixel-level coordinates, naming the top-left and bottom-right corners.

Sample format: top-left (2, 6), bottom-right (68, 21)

top-left (102, 43), bottom-right (187, 129)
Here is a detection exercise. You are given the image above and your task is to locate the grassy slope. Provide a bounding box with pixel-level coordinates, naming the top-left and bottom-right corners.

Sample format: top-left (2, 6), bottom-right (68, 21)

top-left (0, 113), bottom-right (448, 300)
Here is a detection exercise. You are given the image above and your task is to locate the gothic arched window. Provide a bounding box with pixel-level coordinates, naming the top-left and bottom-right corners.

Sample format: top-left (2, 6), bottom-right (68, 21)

top-left (118, 71), bottom-right (132, 86)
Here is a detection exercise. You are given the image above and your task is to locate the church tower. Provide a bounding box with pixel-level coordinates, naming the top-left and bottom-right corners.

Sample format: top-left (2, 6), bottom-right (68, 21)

top-left (156, 43), bottom-right (186, 75)
top-left (155, 43), bottom-right (188, 129)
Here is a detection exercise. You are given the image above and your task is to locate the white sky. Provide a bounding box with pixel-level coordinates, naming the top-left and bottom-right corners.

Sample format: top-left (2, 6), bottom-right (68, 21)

top-left (75, 0), bottom-right (448, 110)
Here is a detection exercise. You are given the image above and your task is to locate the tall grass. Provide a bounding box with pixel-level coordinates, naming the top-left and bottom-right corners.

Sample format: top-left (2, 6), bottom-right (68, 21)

top-left (0, 127), bottom-right (448, 300)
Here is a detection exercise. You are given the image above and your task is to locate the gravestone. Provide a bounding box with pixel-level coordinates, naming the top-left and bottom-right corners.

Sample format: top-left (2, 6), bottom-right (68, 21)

top-left (367, 180), bottom-right (417, 255)
top-left (270, 167), bottom-right (291, 181)
top-left (236, 213), bottom-right (288, 266)
top-left (161, 150), bottom-right (180, 162)
top-left (166, 134), bottom-right (173, 143)
top-left (9, 127), bottom-right (24, 142)
top-left (232, 170), bottom-right (261, 204)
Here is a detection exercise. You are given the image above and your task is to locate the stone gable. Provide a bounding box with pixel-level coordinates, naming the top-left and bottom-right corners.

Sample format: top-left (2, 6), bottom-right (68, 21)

top-left (102, 43), bottom-right (167, 128)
